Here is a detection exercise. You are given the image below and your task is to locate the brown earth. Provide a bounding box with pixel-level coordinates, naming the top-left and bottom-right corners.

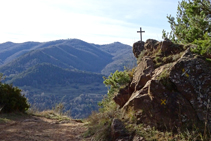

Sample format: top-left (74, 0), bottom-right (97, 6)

top-left (0, 112), bottom-right (91, 141)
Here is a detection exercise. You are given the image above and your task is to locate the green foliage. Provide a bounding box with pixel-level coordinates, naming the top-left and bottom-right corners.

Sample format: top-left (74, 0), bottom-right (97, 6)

top-left (103, 70), bottom-right (131, 90)
top-left (0, 82), bottom-right (29, 113)
top-left (166, 0), bottom-right (211, 43)
top-left (99, 70), bottom-right (131, 111)
top-left (164, 0), bottom-right (211, 58)
top-left (192, 32), bottom-right (211, 57)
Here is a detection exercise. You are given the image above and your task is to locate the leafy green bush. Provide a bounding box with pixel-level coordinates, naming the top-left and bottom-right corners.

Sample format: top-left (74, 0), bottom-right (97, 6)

top-left (99, 70), bottom-right (131, 112)
top-left (0, 82), bottom-right (29, 113)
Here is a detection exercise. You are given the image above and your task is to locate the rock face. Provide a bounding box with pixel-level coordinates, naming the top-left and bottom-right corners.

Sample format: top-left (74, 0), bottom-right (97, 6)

top-left (113, 86), bottom-right (133, 108)
top-left (116, 40), bottom-right (211, 131)
top-left (130, 56), bottom-right (154, 92)
top-left (144, 39), bottom-right (159, 51)
top-left (133, 41), bottom-right (145, 58)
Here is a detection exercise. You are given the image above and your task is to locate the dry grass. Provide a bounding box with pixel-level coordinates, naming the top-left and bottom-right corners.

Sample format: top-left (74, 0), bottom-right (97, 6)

top-left (33, 110), bottom-right (70, 122)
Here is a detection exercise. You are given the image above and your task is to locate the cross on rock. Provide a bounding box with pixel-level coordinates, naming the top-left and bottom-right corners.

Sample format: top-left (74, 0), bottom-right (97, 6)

top-left (137, 27), bottom-right (145, 42)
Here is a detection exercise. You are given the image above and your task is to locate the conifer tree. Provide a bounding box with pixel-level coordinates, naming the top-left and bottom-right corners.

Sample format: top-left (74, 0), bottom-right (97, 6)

top-left (164, 0), bottom-right (211, 43)
top-left (163, 0), bottom-right (211, 58)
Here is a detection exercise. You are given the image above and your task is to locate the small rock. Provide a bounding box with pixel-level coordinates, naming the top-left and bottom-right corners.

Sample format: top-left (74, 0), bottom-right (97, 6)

top-left (111, 118), bottom-right (128, 141)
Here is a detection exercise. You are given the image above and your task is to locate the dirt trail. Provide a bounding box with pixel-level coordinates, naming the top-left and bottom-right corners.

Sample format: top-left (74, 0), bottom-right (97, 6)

top-left (0, 114), bottom-right (91, 141)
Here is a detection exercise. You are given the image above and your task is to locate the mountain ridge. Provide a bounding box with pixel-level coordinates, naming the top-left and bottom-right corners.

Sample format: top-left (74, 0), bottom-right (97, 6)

top-left (0, 39), bottom-right (135, 76)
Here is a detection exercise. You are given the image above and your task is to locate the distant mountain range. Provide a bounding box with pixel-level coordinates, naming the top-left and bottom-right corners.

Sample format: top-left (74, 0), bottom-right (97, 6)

top-left (0, 39), bottom-right (136, 118)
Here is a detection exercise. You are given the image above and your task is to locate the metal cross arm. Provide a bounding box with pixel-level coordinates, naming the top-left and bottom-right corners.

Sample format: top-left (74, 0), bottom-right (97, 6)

top-left (137, 27), bottom-right (145, 42)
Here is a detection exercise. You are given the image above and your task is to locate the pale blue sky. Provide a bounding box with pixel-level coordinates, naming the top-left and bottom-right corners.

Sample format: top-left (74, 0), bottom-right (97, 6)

top-left (0, 0), bottom-right (180, 46)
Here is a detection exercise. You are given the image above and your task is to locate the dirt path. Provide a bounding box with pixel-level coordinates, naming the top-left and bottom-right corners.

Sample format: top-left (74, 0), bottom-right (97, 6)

top-left (0, 113), bottom-right (91, 141)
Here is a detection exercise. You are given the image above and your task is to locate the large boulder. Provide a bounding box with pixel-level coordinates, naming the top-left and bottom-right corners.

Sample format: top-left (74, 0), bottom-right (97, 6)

top-left (133, 41), bottom-right (145, 58)
top-left (169, 49), bottom-right (211, 124)
top-left (160, 39), bottom-right (173, 54)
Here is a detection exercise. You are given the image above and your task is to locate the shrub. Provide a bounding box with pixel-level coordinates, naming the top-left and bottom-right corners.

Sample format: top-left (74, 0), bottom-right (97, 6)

top-left (99, 70), bottom-right (131, 112)
top-left (0, 83), bottom-right (29, 113)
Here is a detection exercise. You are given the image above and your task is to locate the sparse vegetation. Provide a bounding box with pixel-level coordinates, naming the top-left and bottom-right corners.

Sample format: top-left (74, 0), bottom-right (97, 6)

top-left (156, 63), bottom-right (175, 91)
top-left (137, 50), bottom-right (147, 64)
top-left (27, 102), bottom-right (71, 122)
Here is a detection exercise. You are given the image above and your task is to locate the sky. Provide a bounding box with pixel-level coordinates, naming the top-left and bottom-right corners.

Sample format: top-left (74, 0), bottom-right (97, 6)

top-left (0, 0), bottom-right (180, 46)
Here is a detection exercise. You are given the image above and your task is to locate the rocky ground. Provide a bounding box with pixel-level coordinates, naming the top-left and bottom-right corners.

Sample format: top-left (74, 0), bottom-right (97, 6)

top-left (0, 112), bottom-right (91, 141)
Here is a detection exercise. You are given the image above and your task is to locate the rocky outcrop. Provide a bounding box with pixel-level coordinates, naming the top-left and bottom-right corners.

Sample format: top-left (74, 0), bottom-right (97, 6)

top-left (114, 39), bottom-right (211, 131)
top-left (133, 41), bottom-right (145, 58)
top-left (144, 39), bottom-right (159, 51)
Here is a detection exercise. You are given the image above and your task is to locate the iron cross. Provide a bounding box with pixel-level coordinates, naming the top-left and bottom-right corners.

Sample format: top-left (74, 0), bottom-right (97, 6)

top-left (137, 27), bottom-right (145, 42)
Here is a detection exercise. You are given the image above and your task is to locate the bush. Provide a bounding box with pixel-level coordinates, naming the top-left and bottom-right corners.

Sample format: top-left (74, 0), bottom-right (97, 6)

top-left (99, 70), bottom-right (131, 112)
top-left (0, 82), bottom-right (30, 113)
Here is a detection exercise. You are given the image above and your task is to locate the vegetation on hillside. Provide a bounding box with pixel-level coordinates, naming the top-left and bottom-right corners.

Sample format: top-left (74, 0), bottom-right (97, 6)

top-left (99, 70), bottom-right (132, 112)
top-left (84, 69), bottom-right (133, 140)
top-left (7, 63), bottom-right (107, 118)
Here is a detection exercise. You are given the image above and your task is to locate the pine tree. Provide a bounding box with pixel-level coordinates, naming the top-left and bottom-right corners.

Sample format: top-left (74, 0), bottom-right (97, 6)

top-left (163, 0), bottom-right (211, 58)
top-left (164, 0), bottom-right (211, 43)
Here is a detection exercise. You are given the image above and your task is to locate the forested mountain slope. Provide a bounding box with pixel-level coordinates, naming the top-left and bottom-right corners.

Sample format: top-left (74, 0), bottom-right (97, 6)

top-left (0, 39), bottom-right (135, 118)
